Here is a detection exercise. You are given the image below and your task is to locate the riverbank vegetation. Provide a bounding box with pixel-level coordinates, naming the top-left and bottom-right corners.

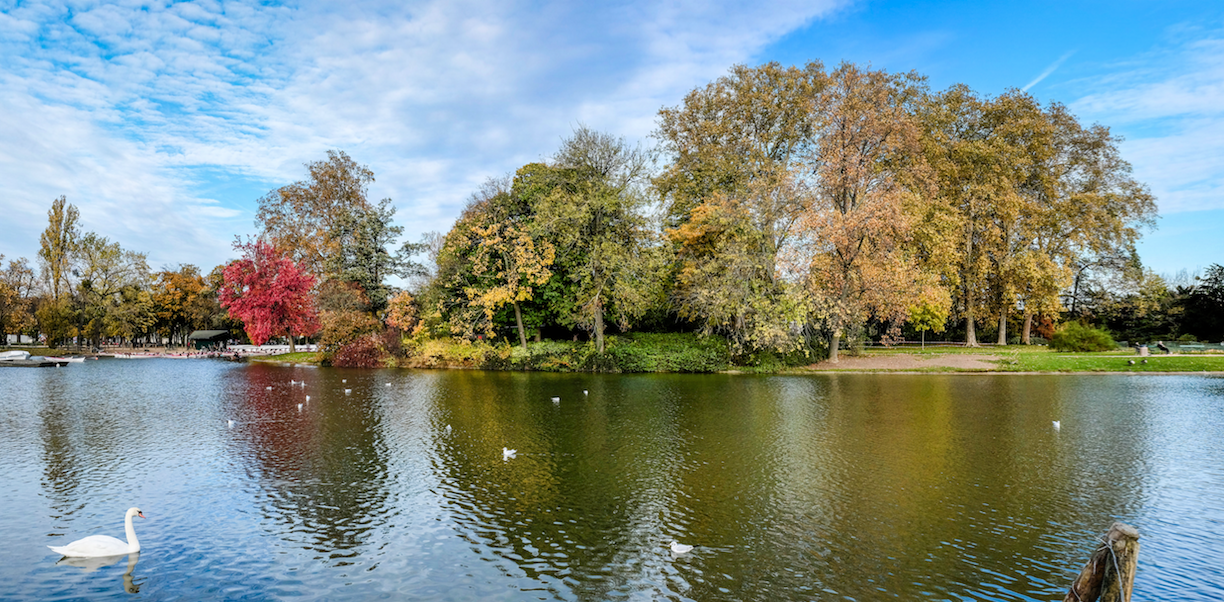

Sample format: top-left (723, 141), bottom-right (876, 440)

top-left (4, 61), bottom-right (1222, 372)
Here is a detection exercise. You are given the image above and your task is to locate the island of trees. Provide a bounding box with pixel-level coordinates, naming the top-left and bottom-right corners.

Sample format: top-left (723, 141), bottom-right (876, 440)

top-left (3, 61), bottom-right (1222, 371)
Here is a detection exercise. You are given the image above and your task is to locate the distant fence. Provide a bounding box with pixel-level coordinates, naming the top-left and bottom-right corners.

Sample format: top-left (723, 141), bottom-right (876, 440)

top-left (1121, 341), bottom-right (1224, 353)
top-left (230, 344), bottom-right (318, 355)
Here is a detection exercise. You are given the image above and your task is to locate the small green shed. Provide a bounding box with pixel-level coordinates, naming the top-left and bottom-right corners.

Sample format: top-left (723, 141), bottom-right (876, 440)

top-left (187, 330), bottom-right (230, 349)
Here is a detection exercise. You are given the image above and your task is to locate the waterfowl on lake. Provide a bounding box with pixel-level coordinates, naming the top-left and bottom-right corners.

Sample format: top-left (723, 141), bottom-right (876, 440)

top-left (503, 448), bottom-right (516, 460)
top-left (49, 508), bottom-right (144, 557)
top-left (670, 541), bottom-right (693, 554)
top-left (1053, 421), bottom-right (1061, 430)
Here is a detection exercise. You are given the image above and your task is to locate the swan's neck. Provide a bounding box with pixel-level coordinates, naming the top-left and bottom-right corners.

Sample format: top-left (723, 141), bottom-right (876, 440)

top-left (125, 512), bottom-right (140, 552)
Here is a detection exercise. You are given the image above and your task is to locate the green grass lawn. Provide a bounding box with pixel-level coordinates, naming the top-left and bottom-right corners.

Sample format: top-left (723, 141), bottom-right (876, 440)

top-left (861, 344), bottom-right (1224, 372)
top-left (255, 351), bottom-right (321, 363)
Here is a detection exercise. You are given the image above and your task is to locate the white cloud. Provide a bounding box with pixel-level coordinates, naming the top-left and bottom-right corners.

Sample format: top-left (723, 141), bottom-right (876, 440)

top-left (1070, 29), bottom-right (1224, 214)
top-left (1, 0), bottom-right (849, 271)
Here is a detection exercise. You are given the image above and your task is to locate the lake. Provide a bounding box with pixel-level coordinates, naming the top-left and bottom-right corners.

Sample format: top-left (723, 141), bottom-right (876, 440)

top-left (1, 359), bottom-right (1221, 600)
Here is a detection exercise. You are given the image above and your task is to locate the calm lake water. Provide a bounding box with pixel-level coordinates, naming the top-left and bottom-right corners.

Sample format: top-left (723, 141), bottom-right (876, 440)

top-left (1, 359), bottom-right (1221, 601)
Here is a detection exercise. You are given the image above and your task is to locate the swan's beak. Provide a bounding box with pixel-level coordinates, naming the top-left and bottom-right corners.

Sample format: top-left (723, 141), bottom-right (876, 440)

top-left (137, 512), bottom-right (146, 519)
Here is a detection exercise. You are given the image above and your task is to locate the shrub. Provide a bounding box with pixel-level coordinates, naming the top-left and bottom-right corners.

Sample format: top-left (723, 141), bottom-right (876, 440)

top-left (1049, 322), bottom-right (1118, 352)
top-left (1177, 334), bottom-right (1198, 342)
top-left (331, 334), bottom-right (387, 368)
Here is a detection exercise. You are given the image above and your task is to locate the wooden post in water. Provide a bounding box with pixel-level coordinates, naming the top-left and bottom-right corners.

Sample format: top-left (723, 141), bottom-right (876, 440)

top-left (1062, 522), bottom-right (1140, 602)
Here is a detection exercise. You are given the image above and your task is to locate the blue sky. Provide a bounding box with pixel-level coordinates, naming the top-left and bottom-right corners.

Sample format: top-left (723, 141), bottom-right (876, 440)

top-left (2, 0), bottom-right (1222, 279)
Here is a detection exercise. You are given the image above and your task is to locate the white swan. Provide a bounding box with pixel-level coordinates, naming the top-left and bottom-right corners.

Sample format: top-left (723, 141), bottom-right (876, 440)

top-left (670, 541), bottom-right (693, 554)
top-left (503, 447), bottom-right (516, 460)
top-left (49, 508), bottom-right (145, 557)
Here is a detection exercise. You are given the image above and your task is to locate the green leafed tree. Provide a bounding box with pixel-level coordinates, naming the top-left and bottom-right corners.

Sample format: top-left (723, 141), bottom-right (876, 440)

top-left (535, 127), bottom-right (666, 352)
top-left (38, 196), bottom-right (80, 300)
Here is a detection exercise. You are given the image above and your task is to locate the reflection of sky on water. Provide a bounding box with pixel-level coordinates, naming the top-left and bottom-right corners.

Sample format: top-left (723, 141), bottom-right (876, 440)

top-left (0, 361), bottom-right (1220, 600)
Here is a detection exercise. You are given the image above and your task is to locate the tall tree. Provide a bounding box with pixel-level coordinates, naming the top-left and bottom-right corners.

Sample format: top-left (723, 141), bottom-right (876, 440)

top-left (326, 197), bottom-right (423, 312)
top-left (219, 239), bottom-right (320, 352)
top-left (536, 127), bottom-right (665, 352)
top-left (73, 232), bottom-right (150, 347)
top-left (656, 62), bottom-right (825, 352)
top-left (802, 63), bottom-right (937, 362)
top-left (38, 196), bottom-right (80, 300)
top-left (256, 150), bottom-right (376, 276)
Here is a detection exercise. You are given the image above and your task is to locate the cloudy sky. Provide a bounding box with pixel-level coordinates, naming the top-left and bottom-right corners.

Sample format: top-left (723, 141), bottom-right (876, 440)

top-left (3, 0), bottom-right (1223, 277)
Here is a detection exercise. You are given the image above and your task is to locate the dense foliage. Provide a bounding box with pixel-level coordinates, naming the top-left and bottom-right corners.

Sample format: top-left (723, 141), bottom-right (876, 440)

top-left (7, 60), bottom-right (1217, 367)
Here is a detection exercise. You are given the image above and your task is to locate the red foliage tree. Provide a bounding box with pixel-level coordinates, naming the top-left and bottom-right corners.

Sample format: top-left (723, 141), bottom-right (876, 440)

top-left (219, 239), bottom-right (320, 351)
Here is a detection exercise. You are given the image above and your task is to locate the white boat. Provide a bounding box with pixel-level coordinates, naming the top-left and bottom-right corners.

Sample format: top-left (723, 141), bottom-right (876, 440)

top-left (45, 356), bottom-right (86, 363)
top-left (0, 350), bottom-right (31, 361)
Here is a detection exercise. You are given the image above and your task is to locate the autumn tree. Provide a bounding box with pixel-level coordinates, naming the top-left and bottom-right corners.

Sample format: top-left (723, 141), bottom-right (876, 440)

top-left (0, 256), bottom-right (37, 343)
top-left (656, 62), bottom-right (825, 352)
top-left (73, 232), bottom-right (150, 347)
top-left (438, 176), bottom-right (556, 347)
top-left (219, 239), bottom-right (320, 351)
top-left (535, 127), bottom-right (666, 352)
top-left (802, 63), bottom-right (939, 362)
top-left (256, 150), bottom-right (376, 276)
top-left (152, 265), bottom-right (209, 346)
top-left (385, 291), bottom-right (419, 333)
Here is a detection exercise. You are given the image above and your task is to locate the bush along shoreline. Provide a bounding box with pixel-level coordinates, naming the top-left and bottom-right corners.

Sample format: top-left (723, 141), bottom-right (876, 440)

top-left (268, 332), bottom-right (819, 373)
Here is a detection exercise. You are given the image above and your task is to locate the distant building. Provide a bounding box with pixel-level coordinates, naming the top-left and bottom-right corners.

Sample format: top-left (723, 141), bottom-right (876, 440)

top-left (187, 330), bottom-right (231, 349)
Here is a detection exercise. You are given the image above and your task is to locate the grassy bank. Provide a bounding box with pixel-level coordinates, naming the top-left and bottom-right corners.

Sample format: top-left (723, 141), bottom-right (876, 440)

top-left (247, 340), bottom-right (1224, 373)
top-left (854, 344), bottom-right (1224, 373)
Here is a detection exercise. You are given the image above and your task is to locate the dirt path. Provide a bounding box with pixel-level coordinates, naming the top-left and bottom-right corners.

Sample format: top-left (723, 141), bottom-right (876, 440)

top-left (807, 353), bottom-right (1002, 371)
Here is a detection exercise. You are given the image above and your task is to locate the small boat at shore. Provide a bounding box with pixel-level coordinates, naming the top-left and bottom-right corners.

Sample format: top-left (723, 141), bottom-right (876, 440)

top-left (0, 350), bottom-right (31, 361)
top-left (45, 356), bottom-right (86, 363)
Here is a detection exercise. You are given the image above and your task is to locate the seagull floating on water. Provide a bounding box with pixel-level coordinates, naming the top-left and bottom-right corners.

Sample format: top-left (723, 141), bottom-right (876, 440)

top-left (266, 386), bottom-right (273, 390)
top-left (670, 541), bottom-right (693, 554)
top-left (305, 395), bottom-right (310, 402)
top-left (583, 390), bottom-right (588, 395)
top-left (227, 420), bottom-right (234, 428)
top-left (386, 383), bottom-right (391, 387)
top-left (1053, 421), bottom-right (1061, 430)
top-left (344, 389), bottom-right (352, 395)
top-left (503, 447), bottom-right (516, 460)
top-left (342, 379), bottom-right (347, 383)
top-left (445, 424), bottom-right (452, 435)
top-left (297, 403), bottom-right (302, 411)
top-left (552, 396), bottom-right (560, 403)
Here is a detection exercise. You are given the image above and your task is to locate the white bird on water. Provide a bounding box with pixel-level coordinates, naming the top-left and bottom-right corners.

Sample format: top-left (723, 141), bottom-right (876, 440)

top-left (670, 541), bottom-right (693, 555)
top-left (385, 383), bottom-right (391, 387)
top-left (344, 389), bottom-right (352, 395)
top-left (49, 508), bottom-right (145, 557)
top-left (552, 396), bottom-right (560, 403)
top-left (583, 390), bottom-right (588, 395)
top-left (266, 386), bottom-right (273, 390)
top-left (1053, 420), bottom-right (1061, 430)
top-left (503, 447), bottom-right (517, 460)
top-left (305, 395), bottom-right (310, 402)
top-left (227, 420), bottom-right (234, 429)
top-left (445, 424), bottom-right (452, 435)
top-left (297, 403), bottom-right (303, 411)
top-left (342, 379), bottom-right (347, 383)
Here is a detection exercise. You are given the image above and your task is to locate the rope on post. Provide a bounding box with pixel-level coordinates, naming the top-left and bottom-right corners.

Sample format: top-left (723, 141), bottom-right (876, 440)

top-left (1062, 522), bottom-right (1140, 602)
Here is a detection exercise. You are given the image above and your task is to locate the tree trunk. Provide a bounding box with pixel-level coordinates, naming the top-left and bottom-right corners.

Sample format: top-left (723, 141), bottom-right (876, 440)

top-left (997, 310), bottom-right (1007, 346)
top-left (513, 301), bottom-right (527, 349)
top-left (1022, 311), bottom-right (1033, 345)
top-left (594, 303), bottom-right (605, 353)
top-left (1063, 522), bottom-right (1139, 602)
top-left (828, 315), bottom-right (841, 363)
top-left (288, 328), bottom-right (296, 353)
top-left (966, 315), bottom-right (978, 347)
